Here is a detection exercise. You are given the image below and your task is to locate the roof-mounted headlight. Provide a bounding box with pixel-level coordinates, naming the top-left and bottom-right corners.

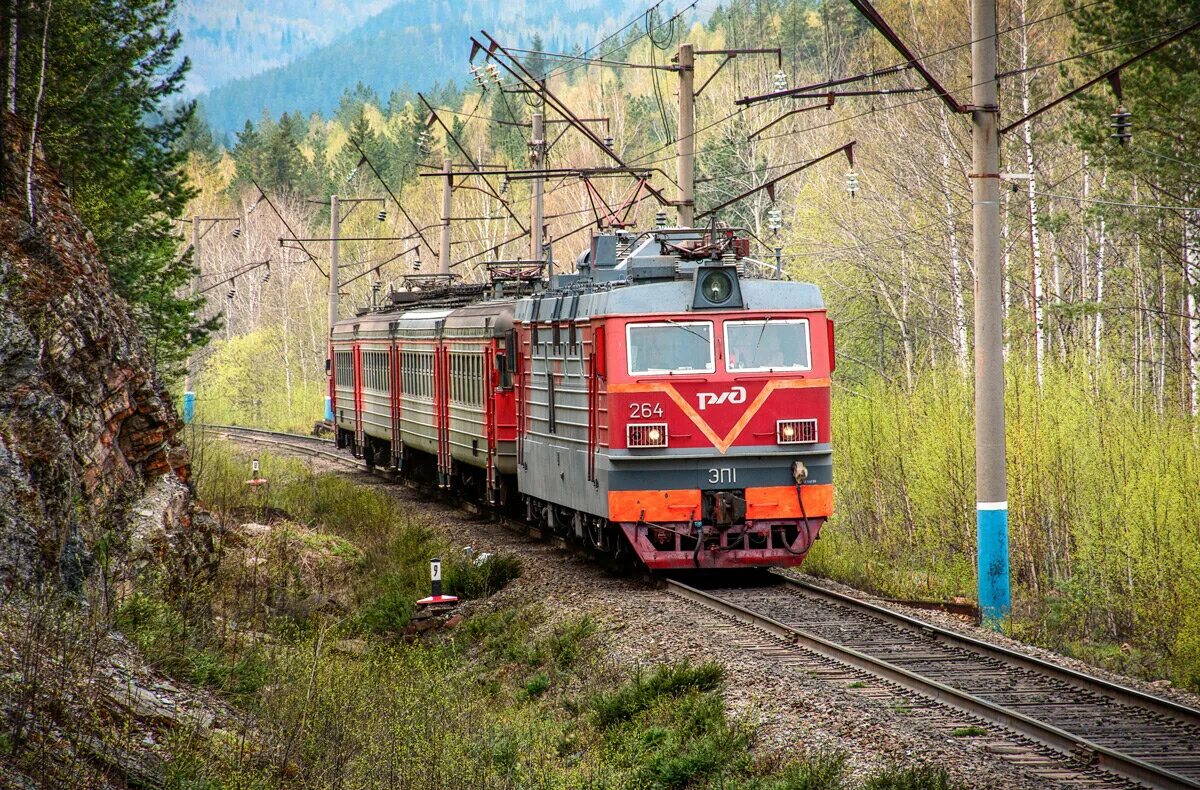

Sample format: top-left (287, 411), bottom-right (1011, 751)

top-left (692, 264), bottom-right (743, 310)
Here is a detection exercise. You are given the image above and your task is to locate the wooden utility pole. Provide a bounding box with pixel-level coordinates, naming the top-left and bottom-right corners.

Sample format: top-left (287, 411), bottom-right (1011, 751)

top-left (439, 158), bottom-right (452, 275)
top-left (676, 42), bottom-right (695, 228)
top-left (970, 0), bottom-right (1010, 624)
top-left (530, 112), bottom-right (545, 265)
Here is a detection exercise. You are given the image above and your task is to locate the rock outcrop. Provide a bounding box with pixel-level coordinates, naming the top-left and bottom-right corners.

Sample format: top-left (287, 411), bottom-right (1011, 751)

top-left (0, 114), bottom-right (187, 593)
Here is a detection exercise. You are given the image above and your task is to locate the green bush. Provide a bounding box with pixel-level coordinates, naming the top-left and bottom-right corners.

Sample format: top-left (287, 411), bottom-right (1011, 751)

top-left (863, 764), bottom-right (953, 790)
top-left (115, 593), bottom-right (267, 698)
top-left (750, 750), bottom-right (849, 790)
top-left (443, 551), bottom-right (523, 599)
top-left (590, 661), bottom-right (724, 728)
top-left (808, 360), bottom-right (1200, 689)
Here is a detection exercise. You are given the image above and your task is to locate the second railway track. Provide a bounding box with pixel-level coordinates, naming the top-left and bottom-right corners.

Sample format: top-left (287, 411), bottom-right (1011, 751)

top-left (668, 576), bottom-right (1200, 790)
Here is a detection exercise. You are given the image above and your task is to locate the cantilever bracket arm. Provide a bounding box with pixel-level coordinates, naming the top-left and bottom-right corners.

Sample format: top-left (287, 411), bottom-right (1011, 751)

top-left (696, 141), bottom-right (856, 221)
top-left (998, 19), bottom-right (1200, 135)
top-left (845, 0), bottom-right (965, 114)
top-left (749, 95), bottom-right (836, 140)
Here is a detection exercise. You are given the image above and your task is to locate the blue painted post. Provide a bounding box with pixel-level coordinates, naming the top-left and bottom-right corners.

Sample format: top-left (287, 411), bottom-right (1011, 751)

top-left (182, 392), bottom-right (195, 424)
top-left (324, 395), bottom-right (334, 422)
top-left (977, 502), bottom-right (1010, 623)
top-left (971, 0), bottom-right (1010, 629)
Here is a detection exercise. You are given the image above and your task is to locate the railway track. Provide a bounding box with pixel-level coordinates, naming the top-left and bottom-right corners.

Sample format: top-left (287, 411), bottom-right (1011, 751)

top-left (199, 424), bottom-right (1200, 788)
top-left (668, 576), bottom-right (1200, 790)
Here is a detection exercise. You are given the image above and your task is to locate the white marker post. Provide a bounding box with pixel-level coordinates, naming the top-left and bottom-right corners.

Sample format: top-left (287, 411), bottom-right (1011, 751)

top-left (246, 458), bottom-right (267, 489)
top-left (416, 557), bottom-right (459, 606)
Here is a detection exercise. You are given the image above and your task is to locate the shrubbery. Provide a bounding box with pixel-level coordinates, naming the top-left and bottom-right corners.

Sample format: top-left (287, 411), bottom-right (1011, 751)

top-left (808, 360), bottom-right (1200, 689)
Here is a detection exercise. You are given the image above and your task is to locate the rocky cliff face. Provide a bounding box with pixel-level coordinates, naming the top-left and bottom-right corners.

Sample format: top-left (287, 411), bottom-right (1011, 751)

top-left (0, 114), bottom-right (187, 593)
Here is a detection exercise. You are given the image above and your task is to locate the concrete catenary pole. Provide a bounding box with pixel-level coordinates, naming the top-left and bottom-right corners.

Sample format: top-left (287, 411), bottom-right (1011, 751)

top-left (182, 215), bottom-right (199, 423)
top-left (971, 0), bottom-right (1010, 625)
top-left (439, 157), bottom-right (453, 275)
top-left (676, 42), bottom-right (695, 228)
top-left (328, 194), bottom-right (340, 334)
top-left (530, 112), bottom-right (545, 265)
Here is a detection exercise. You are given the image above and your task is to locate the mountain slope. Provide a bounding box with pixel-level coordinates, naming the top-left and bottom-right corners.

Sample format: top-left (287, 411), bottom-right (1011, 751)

top-left (197, 0), bottom-right (642, 135)
top-left (176, 0), bottom-right (395, 97)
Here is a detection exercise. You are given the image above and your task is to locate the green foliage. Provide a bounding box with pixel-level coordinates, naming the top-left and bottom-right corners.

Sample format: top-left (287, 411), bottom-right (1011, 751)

top-left (808, 360), bottom-right (1200, 689)
top-left (750, 750), bottom-right (850, 790)
top-left (194, 328), bottom-right (326, 433)
top-left (443, 551), bottom-right (523, 599)
top-left (522, 672), bottom-right (551, 699)
top-left (951, 726), bottom-right (987, 737)
top-left (589, 661), bottom-right (724, 728)
top-left (9, 0), bottom-right (214, 378)
top-left (862, 765), bottom-right (953, 790)
top-left (114, 593), bottom-right (267, 698)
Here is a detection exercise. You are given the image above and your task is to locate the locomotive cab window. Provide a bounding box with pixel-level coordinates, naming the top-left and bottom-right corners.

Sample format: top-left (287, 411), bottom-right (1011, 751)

top-left (626, 321), bottom-right (715, 375)
top-left (724, 319), bottom-right (811, 372)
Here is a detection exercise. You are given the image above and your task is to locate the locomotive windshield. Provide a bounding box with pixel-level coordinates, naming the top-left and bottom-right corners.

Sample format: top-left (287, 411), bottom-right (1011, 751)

top-left (725, 319), bottom-right (811, 372)
top-left (626, 321), bottom-right (715, 374)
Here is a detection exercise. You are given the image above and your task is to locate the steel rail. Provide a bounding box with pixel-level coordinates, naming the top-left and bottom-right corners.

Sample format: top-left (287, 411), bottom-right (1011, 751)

top-left (778, 573), bottom-right (1200, 729)
top-left (665, 578), bottom-right (1200, 790)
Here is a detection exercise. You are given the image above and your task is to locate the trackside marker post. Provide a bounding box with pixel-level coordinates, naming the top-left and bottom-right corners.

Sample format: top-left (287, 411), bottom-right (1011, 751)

top-left (246, 459), bottom-right (267, 488)
top-left (417, 557), bottom-right (459, 606)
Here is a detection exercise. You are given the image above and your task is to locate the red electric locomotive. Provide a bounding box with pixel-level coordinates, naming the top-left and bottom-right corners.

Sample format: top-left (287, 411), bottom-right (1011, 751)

top-left (330, 226), bottom-right (834, 570)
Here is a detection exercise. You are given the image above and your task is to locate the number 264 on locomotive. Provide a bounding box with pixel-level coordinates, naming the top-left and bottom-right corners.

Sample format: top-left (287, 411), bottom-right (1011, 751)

top-left (329, 226), bottom-right (834, 571)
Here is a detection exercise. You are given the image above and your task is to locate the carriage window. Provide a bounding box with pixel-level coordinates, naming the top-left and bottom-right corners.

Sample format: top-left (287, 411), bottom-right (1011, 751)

top-left (335, 351), bottom-right (353, 387)
top-left (626, 321), bottom-right (714, 375)
top-left (724, 319), bottom-right (811, 372)
top-left (363, 350), bottom-right (390, 393)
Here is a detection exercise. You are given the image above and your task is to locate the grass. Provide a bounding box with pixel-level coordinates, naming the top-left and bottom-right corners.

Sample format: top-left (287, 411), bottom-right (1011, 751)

top-left (589, 661), bottom-right (725, 728)
top-left (951, 726), bottom-right (988, 737)
top-left (806, 360), bottom-right (1200, 690)
top-left (133, 440), bottom-right (964, 789)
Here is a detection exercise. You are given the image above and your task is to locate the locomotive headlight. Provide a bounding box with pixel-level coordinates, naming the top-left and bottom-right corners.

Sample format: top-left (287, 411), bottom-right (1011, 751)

top-left (647, 427), bottom-right (663, 444)
top-left (791, 460), bottom-right (808, 484)
top-left (701, 269), bottom-right (734, 304)
top-left (781, 424), bottom-right (797, 440)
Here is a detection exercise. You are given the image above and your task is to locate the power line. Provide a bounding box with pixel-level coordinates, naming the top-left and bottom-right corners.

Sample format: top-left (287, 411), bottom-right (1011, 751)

top-left (1031, 188), bottom-right (1199, 212)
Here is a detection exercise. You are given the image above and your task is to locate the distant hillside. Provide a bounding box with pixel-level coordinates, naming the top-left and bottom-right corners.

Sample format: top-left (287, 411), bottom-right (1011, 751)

top-left (176, 0), bottom-right (396, 97)
top-left (196, 0), bottom-right (643, 136)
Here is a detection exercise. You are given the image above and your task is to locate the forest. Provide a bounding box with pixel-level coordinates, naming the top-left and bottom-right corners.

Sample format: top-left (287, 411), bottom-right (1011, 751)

top-left (178, 0), bottom-right (1200, 688)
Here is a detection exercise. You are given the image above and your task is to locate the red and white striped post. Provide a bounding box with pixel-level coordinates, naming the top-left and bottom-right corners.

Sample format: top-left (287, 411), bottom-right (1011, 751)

top-left (416, 557), bottom-right (458, 606)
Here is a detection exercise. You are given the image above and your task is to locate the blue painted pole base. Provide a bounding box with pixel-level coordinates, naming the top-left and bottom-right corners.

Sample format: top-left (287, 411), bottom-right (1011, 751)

top-left (324, 396), bottom-right (334, 422)
top-left (977, 503), bottom-right (1011, 627)
top-left (182, 391), bottom-right (195, 424)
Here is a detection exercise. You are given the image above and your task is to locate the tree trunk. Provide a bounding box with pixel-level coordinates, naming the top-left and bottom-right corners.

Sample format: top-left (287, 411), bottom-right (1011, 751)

top-left (1093, 163), bottom-right (1107, 362)
top-left (941, 144), bottom-right (968, 372)
top-left (5, 8), bottom-right (16, 114)
top-left (24, 0), bottom-right (48, 224)
top-left (1185, 205), bottom-right (1199, 416)
top-left (1019, 0), bottom-right (1045, 385)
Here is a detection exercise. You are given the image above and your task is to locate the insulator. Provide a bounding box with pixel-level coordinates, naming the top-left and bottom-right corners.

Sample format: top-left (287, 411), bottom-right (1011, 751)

top-left (412, 257), bottom-right (421, 272)
top-left (226, 288), bottom-right (235, 300)
top-left (1109, 105), bottom-right (1131, 145)
top-left (261, 271), bottom-right (271, 283)
top-left (604, 136), bottom-right (615, 149)
top-left (773, 70), bottom-right (788, 93)
top-left (846, 171), bottom-right (858, 196)
top-left (377, 209), bottom-right (387, 222)
top-left (500, 178), bottom-right (509, 195)
top-left (231, 227), bottom-right (242, 238)
top-left (767, 206), bottom-right (782, 232)
top-left (345, 166), bottom-right (359, 184)
top-left (655, 210), bottom-right (668, 229)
